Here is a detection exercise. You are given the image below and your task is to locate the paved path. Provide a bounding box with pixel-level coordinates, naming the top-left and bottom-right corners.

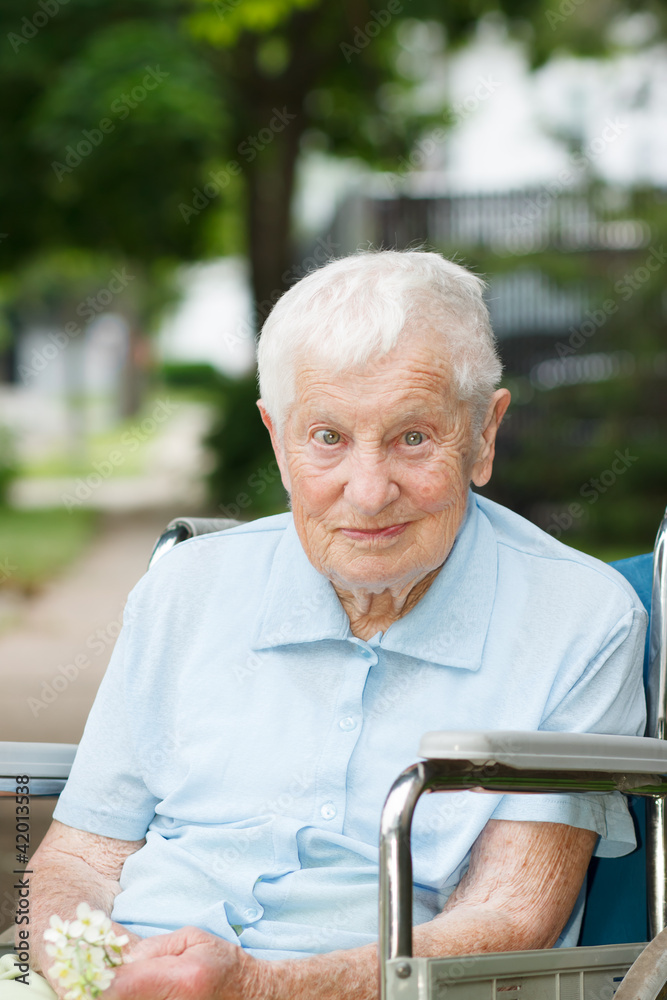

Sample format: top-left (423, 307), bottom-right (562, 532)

top-left (0, 508), bottom-right (184, 932)
top-left (0, 509), bottom-right (175, 744)
top-left (1, 398), bottom-right (215, 742)
top-left (0, 395), bottom-right (218, 930)
top-left (1, 397), bottom-right (215, 740)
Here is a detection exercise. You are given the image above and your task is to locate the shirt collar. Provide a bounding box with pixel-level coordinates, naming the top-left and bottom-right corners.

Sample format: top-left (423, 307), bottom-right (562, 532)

top-left (251, 519), bottom-right (351, 649)
top-left (252, 492), bottom-right (497, 671)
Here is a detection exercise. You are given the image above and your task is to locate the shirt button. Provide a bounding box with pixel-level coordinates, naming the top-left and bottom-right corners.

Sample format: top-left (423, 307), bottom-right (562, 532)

top-left (339, 716), bottom-right (357, 731)
top-left (244, 907), bottom-right (260, 921)
top-left (361, 647), bottom-right (374, 659)
top-left (320, 802), bottom-right (337, 820)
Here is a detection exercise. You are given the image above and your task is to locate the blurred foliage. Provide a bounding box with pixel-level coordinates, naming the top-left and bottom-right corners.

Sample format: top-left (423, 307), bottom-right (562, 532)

top-left (158, 361), bottom-right (225, 396)
top-left (2, 249), bottom-right (177, 424)
top-left (205, 374), bottom-right (286, 518)
top-left (0, 426), bottom-right (19, 506)
top-left (487, 373), bottom-right (667, 555)
top-left (4, 0), bottom-right (661, 311)
top-left (462, 190), bottom-right (667, 554)
top-left (0, 3), bottom-right (223, 267)
top-left (0, 508), bottom-right (98, 593)
top-left (0, 0), bottom-right (446, 317)
top-left (161, 363), bottom-right (284, 516)
top-left (21, 393), bottom-right (180, 477)
top-left (1, 0), bottom-right (665, 528)
top-left (4, 249), bottom-right (177, 335)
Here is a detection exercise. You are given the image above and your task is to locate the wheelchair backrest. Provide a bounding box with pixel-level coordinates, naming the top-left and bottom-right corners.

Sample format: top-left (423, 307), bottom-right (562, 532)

top-left (579, 553), bottom-right (652, 946)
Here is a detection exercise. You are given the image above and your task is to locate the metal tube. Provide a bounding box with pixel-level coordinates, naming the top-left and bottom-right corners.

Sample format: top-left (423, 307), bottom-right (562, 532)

top-left (647, 507), bottom-right (667, 937)
top-left (648, 797), bottom-right (667, 939)
top-left (147, 524), bottom-right (190, 570)
top-left (378, 758), bottom-right (667, 999)
top-left (647, 506), bottom-right (667, 741)
top-left (379, 762), bottom-right (431, 1000)
top-left (608, 925), bottom-right (667, 1000)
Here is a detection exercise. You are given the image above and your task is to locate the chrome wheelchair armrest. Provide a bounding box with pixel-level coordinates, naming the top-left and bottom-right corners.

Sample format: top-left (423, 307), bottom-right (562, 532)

top-left (418, 730), bottom-right (667, 773)
top-left (379, 730), bottom-right (667, 1000)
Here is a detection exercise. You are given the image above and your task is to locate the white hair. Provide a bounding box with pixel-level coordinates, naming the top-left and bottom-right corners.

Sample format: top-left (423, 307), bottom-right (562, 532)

top-left (256, 249), bottom-right (502, 432)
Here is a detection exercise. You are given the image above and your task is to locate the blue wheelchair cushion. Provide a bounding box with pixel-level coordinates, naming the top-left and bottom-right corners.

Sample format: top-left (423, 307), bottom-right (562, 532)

top-left (579, 553), bottom-right (652, 946)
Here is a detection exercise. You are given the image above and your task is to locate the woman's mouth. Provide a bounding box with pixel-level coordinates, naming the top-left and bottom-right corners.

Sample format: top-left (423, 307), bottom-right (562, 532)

top-left (340, 523), bottom-right (409, 541)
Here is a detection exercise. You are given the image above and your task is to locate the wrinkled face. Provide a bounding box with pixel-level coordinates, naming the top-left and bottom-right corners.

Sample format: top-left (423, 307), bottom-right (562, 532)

top-left (260, 334), bottom-right (497, 597)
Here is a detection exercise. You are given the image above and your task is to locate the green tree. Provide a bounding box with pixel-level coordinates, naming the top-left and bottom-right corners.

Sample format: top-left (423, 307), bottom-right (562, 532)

top-left (2, 0), bottom-right (664, 514)
top-left (3, 0), bottom-right (663, 315)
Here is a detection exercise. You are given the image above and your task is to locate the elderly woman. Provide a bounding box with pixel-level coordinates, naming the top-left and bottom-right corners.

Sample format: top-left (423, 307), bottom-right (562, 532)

top-left (18, 250), bottom-right (645, 1000)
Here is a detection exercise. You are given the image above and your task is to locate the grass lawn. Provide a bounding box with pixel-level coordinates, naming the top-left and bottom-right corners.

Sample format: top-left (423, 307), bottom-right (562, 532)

top-left (0, 507), bottom-right (98, 592)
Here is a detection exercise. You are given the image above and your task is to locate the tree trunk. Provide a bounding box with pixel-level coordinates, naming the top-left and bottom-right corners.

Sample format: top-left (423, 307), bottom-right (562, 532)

top-left (245, 116), bottom-right (304, 334)
top-left (224, 3), bottom-right (361, 333)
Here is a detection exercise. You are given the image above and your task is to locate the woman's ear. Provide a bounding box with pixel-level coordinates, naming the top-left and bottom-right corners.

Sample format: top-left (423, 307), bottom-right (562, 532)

top-left (257, 401), bottom-right (291, 494)
top-left (470, 389), bottom-right (511, 488)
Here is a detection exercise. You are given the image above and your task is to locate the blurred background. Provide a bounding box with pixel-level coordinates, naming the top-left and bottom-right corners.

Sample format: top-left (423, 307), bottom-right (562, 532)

top-left (1, 0), bottom-right (666, 930)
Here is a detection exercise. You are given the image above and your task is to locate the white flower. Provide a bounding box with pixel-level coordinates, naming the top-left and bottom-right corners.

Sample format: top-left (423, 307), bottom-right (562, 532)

top-left (49, 915), bottom-right (70, 934)
top-left (44, 930), bottom-right (68, 948)
top-left (64, 985), bottom-right (88, 1000)
top-left (49, 959), bottom-right (80, 988)
top-left (45, 905), bottom-right (127, 999)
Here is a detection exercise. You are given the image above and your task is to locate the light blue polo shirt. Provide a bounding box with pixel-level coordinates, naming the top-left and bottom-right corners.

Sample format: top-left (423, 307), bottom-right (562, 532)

top-left (54, 492), bottom-right (647, 959)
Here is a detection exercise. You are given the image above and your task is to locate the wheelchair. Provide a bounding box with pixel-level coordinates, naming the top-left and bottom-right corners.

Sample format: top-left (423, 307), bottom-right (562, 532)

top-left (1, 507), bottom-right (667, 1000)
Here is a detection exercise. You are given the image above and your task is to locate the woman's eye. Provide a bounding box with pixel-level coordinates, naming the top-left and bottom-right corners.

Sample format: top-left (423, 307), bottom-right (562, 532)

top-left (404, 431), bottom-right (425, 446)
top-left (314, 430), bottom-right (341, 445)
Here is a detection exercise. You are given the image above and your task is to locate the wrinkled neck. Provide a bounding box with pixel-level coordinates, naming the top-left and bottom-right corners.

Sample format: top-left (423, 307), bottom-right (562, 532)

top-left (334, 567), bottom-right (441, 640)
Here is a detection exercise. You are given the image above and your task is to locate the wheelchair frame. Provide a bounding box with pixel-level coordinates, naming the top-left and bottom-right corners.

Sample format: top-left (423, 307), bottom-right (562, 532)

top-left (378, 503), bottom-right (667, 1000)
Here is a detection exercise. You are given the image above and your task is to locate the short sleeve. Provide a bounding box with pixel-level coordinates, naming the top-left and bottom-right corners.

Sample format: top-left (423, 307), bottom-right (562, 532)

top-left (490, 606), bottom-right (647, 858)
top-left (53, 599), bottom-right (160, 841)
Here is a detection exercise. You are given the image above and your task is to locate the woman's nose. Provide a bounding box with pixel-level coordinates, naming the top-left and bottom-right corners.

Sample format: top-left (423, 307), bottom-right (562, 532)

top-left (342, 455), bottom-right (400, 516)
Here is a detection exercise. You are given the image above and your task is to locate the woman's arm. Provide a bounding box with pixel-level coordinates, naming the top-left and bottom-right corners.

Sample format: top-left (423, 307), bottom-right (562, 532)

top-left (103, 818), bottom-right (598, 1000)
top-left (28, 820), bottom-right (144, 983)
